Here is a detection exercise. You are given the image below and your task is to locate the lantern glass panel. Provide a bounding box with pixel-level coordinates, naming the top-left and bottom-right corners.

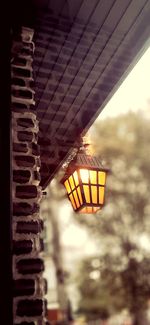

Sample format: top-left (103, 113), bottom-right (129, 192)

top-left (87, 207), bottom-right (93, 213)
top-left (99, 186), bottom-right (105, 204)
top-left (83, 185), bottom-right (90, 203)
top-left (69, 193), bottom-right (76, 210)
top-left (80, 206), bottom-right (100, 214)
top-left (64, 180), bottom-right (71, 194)
top-left (89, 170), bottom-right (97, 184)
top-left (77, 186), bottom-right (83, 205)
top-left (80, 169), bottom-right (89, 183)
top-left (73, 189), bottom-right (80, 208)
top-left (93, 207), bottom-right (100, 213)
top-left (73, 171), bottom-right (79, 186)
top-left (91, 185), bottom-right (97, 204)
top-left (98, 171), bottom-right (106, 185)
top-left (80, 207), bottom-right (87, 214)
top-left (80, 207), bottom-right (92, 214)
top-left (69, 175), bottom-right (75, 190)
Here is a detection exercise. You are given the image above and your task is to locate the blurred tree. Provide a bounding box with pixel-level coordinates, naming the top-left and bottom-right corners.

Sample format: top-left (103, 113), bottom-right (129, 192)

top-left (75, 112), bottom-right (150, 325)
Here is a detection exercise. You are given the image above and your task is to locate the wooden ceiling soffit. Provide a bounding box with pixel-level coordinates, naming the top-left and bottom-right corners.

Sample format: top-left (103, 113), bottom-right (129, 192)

top-left (31, 0), bottom-right (150, 188)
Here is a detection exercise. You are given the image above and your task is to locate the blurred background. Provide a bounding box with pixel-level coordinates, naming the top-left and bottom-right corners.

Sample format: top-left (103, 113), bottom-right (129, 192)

top-left (40, 46), bottom-right (150, 325)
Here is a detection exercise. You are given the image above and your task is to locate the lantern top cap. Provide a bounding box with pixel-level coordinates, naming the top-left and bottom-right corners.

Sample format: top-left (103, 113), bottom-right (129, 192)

top-left (61, 152), bottom-right (110, 184)
top-left (74, 153), bottom-right (109, 171)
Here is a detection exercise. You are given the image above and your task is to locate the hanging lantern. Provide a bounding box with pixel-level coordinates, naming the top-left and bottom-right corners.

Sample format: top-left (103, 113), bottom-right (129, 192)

top-left (61, 152), bottom-right (109, 214)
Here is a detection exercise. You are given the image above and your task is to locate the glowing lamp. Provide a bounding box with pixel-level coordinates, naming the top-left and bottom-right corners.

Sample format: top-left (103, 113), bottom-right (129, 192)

top-left (61, 153), bottom-right (109, 214)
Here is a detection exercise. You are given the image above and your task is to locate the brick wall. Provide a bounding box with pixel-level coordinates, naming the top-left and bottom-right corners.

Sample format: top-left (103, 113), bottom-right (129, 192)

top-left (12, 26), bottom-right (49, 325)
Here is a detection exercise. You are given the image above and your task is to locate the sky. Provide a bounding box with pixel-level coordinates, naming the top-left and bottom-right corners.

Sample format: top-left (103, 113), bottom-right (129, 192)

top-left (97, 45), bottom-right (150, 120)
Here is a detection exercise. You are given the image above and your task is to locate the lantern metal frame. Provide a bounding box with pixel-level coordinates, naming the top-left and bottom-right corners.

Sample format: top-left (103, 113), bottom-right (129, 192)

top-left (61, 152), bottom-right (109, 214)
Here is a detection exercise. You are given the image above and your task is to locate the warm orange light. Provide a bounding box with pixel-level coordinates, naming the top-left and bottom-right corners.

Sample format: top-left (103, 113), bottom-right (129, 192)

top-left (80, 206), bottom-right (100, 214)
top-left (79, 169), bottom-right (89, 183)
top-left (73, 171), bottom-right (79, 186)
top-left (83, 185), bottom-right (90, 203)
top-left (99, 186), bottom-right (105, 204)
top-left (69, 175), bottom-right (75, 190)
top-left (61, 153), bottom-right (109, 214)
top-left (69, 193), bottom-right (76, 210)
top-left (64, 180), bottom-right (71, 194)
top-left (91, 186), bottom-right (97, 204)
top-left (98, 171), bottom-right (106, 185)
top-left (73, 189), bottom-right (80, 208)
top-left (89, 170), bottom-right (97, 184)
top-left (77, 187), bottom-right (83, 204)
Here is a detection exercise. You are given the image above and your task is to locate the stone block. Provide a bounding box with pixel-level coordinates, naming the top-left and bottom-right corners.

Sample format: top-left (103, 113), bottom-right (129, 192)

top-left (17, 299), bottom-right (46, 317)
top-left (15, 155), bottom-right (35, 168)
top-left (13, 240), bottom-right (33, 255)
top-left (12, 66), bottom-right (32, 78)
top-left (12, 102), bottom-right (29, 112)
top-left (13, 143), bottom-right (28, 153)
top-left (16, 220), bottom-right (43, 234)
top-left (17, 118), bottom-right (35, 129)
top-left (13, 57), bottom-right (27, 66)
top-left (17, 258), bottom-right (44, 274)
top-left (17, 131), bottom-right (34, 142)
top-left (16, 185), bottom-right (38, 199)
top-left (11, 77), bottom-right (26, 87)
top-left (13, 279), bottom-right (35, 296)
top-left (13, 202), bottom-right (40, 216)
top-left (13, 170), bottom-right (31, 184)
